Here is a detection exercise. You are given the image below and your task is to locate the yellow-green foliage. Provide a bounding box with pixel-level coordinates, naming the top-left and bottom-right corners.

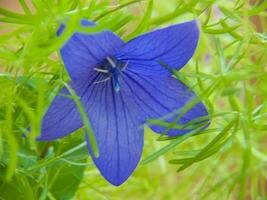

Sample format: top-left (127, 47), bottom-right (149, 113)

top-left (0, 0), bottom-right (266, 199)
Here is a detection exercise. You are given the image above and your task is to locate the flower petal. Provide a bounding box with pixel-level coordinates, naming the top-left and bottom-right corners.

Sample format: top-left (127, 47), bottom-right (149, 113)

top-left (115, 20), bottom-right (199, 75)
top-left (122, 71), bottom-right (208, 136)
top-left (39, 20), bottom-right (125, 140)
top-left (37, 85), bottom-right (82, 141)
top-left (37, 72), bottom-right (100, 141)
top-left (60, 23), bottom-right (125, 80)
top-left (84, 78), bottom-right (144, 186)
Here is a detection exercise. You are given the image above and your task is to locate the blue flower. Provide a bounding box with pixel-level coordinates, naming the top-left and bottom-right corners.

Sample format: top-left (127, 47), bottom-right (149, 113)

top-left (37, 19), bottom-right (209, 186)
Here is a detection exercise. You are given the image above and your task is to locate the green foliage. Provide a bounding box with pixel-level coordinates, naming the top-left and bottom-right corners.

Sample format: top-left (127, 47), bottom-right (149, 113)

top-left (0, 0), bottom-right (266, 199)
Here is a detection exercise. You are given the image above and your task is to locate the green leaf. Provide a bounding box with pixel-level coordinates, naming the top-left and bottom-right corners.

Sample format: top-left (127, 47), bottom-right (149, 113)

top-left (63, 82), bottom-right (98, 157)
top-left (176, 117), bottom-right (238, 172)
top-left (141, 126), bottom-right (205, 164)
top-left (41, 134), bottom-right (89, 200)
top-left (0, 168), bottom-right (36, 200)
top-left (125, 0), bottom-right (153, 40)
top-left (248, 0), bottom-right (267, 16)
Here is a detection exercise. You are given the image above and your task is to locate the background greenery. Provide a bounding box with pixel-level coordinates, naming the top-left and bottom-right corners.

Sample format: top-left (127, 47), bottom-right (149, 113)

top-left (0, 0), bottom-right (266, 199)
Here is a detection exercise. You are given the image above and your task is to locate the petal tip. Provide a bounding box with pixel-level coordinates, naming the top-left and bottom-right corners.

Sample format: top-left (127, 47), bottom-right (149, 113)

top-left (36, 136), bottom-right (45, 141)
top-left (185, 19), bottom-right (200, 38)
top-left (101, 172), bottom-right (132, 187)
top-left (36, 130), bottom-right (63, 141)
top-left (35, 135), bottom-right (50, 141)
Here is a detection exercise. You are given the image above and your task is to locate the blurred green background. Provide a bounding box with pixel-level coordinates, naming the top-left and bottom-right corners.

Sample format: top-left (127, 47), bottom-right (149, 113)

top-left (0, 0), bottom-right (266, 199)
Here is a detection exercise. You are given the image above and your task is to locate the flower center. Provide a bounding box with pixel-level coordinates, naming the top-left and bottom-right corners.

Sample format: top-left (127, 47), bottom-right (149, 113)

top-left (94, 56), bottom-right (128, 93)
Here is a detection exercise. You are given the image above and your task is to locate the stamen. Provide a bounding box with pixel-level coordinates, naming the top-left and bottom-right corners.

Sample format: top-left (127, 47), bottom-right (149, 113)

top-left (94, 68), bottom-right (109, 73)
top-left (106, 56), bottom-right (116, 68)
top-left (93, 76), bottom-right (111, 84)
top-left (93, 57), bottom-right (128, 92)
top-left (121, 61), bottom-right (129, 71)
top-left (114, 82), bottom-right (120, 93)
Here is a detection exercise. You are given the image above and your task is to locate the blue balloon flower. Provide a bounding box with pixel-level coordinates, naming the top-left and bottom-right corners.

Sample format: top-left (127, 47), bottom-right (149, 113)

top-left (37, 19), bottom-right (209, 186)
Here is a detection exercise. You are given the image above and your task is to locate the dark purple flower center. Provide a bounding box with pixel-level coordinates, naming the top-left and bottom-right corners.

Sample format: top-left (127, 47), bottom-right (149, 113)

top-left (94, 56), bottom-right (128, 92)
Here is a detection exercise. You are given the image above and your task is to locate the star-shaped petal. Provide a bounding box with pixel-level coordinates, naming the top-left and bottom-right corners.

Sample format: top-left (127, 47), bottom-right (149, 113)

top-left (38, 19), bottom-right (209, 186)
